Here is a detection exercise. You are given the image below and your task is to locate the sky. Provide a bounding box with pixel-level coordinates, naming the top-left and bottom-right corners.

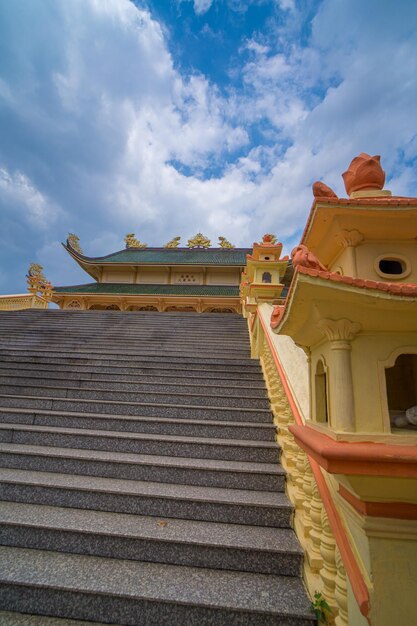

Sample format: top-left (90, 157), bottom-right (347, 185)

top-left (0, 0), bottom-right (417, 293)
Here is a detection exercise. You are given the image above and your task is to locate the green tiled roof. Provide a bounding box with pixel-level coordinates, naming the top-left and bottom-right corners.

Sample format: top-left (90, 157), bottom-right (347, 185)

top-left (54, 283), bottom-right (240, 297)
top-left (68, 246), bottom-right (250, 266)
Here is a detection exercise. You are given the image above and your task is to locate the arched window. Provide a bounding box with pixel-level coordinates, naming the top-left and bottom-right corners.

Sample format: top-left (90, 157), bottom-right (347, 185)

top-left (262, 272), bottom-right (272, 283)
top-left (315, 360), bottom-right (328, 424)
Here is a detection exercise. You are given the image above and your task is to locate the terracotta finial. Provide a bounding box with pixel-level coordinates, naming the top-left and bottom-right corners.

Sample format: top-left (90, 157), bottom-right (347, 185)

top-left (270, 305), bottom-right (285, 329)
top-left (342, 153), bottom-right (385, 195)
top-left (312, 181), bottom-right (338, 198)
top-left (262, 234), bottom-right (277, 245)
top-left (291, 244), bottom-right (327, 272)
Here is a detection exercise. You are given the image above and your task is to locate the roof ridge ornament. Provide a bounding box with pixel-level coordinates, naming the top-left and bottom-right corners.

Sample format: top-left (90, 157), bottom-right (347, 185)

top-left (26, 263), bottom-right (53, 301)
top-left (187, 233), bottom-right (211, 248)
top-left (261, 234), bottom-right (278, 245)
top-left (67, 233), bottom-right (83, 255)
top-left (124, 233), bottom-right (147, 249)
top-left (342, 153), bottom-right (386, 196)
top-left (164, 236), bottom-right (181, 248)
top-left (218, 236), bottom-right (235, 249)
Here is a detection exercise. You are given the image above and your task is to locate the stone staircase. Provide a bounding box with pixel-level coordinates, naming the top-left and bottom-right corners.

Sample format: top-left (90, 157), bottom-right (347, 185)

top-left (0, 309), bottom-right (315, 625)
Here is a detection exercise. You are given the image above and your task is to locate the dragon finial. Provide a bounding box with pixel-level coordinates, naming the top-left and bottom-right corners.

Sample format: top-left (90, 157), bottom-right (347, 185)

top-left (164, 236), bottom-right (181, 248)
top-left (218, 236), bottom-right (235, 249)
top-left (67, 233), bottom-right (83, 254)
top-left (26, 263), bottom-right (53, 301)
top-left (124, 233), bottom-right (147, 249)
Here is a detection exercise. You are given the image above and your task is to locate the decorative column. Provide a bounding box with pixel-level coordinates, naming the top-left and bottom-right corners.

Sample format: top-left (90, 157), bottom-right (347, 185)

top-left (334, 229), bottom-right (363, 277)
top-left (317, 318), bottom-right (361, 432)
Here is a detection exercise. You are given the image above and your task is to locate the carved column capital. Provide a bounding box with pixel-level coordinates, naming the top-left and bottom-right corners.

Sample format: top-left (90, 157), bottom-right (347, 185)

top-left (334, 229), bottom-right (364, 248)
top-left (317, 318), bottom-right (361, 343)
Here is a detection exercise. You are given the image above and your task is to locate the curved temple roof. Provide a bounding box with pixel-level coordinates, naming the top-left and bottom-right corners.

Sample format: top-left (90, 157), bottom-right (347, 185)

top-left (64, 244), bottom-right (251, 266)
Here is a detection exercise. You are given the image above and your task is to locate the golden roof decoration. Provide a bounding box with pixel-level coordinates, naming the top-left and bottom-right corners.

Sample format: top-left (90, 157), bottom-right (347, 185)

top-left (26, 263), bottom-right (53, 301)
top-left (67, 233), bottom-right (83, 254)
top-left (218, 236), bottom-right (235, 249)
top-left (187, 233), bottom-right (211, 248)
top-left (164, 236), bottom-right (181, 248)
top-left (124, 233), bottom-right (147, 249)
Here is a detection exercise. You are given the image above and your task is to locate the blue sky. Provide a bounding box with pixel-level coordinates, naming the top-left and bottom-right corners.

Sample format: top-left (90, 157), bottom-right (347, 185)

top-left (1, 0), bottom-right (417, 293)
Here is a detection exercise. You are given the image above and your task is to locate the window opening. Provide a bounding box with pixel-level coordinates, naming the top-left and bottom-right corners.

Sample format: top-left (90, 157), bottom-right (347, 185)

top-left (386, 354), bottom-right (417, 429)
top-left (315, 360), bottom-right (328, 424)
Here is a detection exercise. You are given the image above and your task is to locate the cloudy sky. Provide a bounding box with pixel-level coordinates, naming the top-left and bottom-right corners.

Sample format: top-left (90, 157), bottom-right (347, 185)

top-left (1, 0), bottom-right (416, 293)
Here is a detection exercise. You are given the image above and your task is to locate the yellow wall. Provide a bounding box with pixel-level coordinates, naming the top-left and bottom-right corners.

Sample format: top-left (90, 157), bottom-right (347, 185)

top-left (329, 241), bottom-right (417, 283)
top-left (206, 268), bottom-right (241, 285)
top-left (137, 269), bottom-right (170, 284)
top-left (102, 269), bottom-right (135, 283)
top-left (309, 332), bottom-right (417, 433)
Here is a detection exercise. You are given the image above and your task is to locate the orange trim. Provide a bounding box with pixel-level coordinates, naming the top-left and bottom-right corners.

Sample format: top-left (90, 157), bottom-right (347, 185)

top-left (289, 424), bottom-right (417, 478)
top-left (297, 265), bottom-right (417, 297)
top-left (258, 312), bottom-right (370, 619)
top-left (339, 485), bottom-right (417, 520)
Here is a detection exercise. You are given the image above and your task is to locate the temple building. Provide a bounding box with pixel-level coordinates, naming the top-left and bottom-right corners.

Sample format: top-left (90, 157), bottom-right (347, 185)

top-left (51, 233), bottom-right (292, 313)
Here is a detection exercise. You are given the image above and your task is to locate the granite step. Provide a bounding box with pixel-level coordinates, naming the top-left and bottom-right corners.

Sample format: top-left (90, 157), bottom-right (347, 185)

top-left (0, 394), bottom-right (272, 422)
top-left (0, 423), bottom-right (279, 462)
top-left (0, 406), bottom-right (275, 441)
top-left (0, 546), bottom-right (315, 625)
top-left (0, 501), bottom-right (301, 575)
top-left (0, 344), bottom-right (259, 371)
top-left (0, 339), bottom-right (251, 357)
top-left (0, 612), bottom-right (109, 626)
top-left (0, 358), bottom-right (265, 380)
top-left (0, 371), bottom-right (267, 392)
top-left (0, 347), bottom-right (261, 367)
top-left (0, 442), bottom-right (283, 490)
top-left (0, 331), bottom-right (250, 342)
top-left (0, 468), bottom-right (292, 526)
top-left (0, 383), bottom-right (270, 409)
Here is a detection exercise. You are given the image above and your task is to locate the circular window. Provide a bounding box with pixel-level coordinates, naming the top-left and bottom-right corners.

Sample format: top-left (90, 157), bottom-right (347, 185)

top-left (375, 255), bottom-right (410, 280)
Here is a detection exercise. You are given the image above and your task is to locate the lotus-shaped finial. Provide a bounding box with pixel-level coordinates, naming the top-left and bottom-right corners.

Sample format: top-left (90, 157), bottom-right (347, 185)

top-left (342, 153), bottom-right (385, 195)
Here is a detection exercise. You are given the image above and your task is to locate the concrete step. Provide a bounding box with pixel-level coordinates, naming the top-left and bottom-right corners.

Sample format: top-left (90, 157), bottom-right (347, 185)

top-left (0, 358), bottom-right (265, 381)
top-left (0, 393), bottom-right (272, 422)
top-left (0, 546), bottom-right (315, 625)
top-left (0, 407), bottom-right (275, 441)
top-left (0, 442), bottom-right (284, 490)
top-left (0, 383), bottom-right (270, 409)
top-left (0, 501), bottom-right (302, 575)
top-left (0, 371), bottom-right (267, 391)
top-left (0, 423), bottom-right (279, 462)
top-left (0, 468), bottom-right (292, 527)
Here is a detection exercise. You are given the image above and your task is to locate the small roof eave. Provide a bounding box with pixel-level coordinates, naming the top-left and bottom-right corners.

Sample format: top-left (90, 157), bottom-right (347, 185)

top-left (275, 269), bottom-right (417, 348)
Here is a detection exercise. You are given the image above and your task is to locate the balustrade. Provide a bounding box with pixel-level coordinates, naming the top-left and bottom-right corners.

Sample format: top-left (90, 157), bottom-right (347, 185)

top-left (260, 333), bottom-right (349, 626)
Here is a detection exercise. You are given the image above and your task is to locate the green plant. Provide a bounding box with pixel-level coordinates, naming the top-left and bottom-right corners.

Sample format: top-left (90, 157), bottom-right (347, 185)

top-left (311, 591), bottom-right (332, 624)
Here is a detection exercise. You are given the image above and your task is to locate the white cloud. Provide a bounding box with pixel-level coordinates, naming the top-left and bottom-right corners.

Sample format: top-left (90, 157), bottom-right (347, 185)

top-left (193, 0), bottom-right (213, 14)
top-left (0, 167), bottom-right (61, 229)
